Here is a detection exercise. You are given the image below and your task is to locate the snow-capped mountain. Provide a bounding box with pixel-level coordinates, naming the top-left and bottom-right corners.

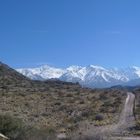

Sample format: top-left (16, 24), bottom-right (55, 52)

top-left (17, 65), bottom-right (65, 80)
top-left (16, 65), bottom-right (140, 88)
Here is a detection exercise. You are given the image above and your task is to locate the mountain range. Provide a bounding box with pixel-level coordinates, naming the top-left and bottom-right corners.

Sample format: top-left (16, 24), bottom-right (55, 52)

top-left (17, 65), bottom-right (140, 88)
top-left (1, 61), bottom-right (131, 139)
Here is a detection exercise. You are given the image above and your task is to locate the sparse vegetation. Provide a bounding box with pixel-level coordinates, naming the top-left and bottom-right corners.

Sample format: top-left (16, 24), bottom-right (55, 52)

top-left (0, 114), bottom-right (24, 139)
top-left (0, 62), bottom-right (127, 139)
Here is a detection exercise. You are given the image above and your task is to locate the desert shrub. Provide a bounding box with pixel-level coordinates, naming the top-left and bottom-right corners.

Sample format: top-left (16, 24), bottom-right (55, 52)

top-left (81, 110), bottom-right (91, 118)
top-left (16, 127), bottom-right (57, 140)
top-left (0, 114), bottom-right (57, 140)
top-left (66, 94), bottom-right (73, 97)
top-left (103, 100), bottom-right (112, 107)
top-left (95, 114), bottom-right (104, 121)
top-left (79, 100), bottom-right (85, 104)
top-left (54, 102), bottom-right (61, 106)
top-left (0, 114), bottom-right (25, 139)
top-left (99, 94), bottom-right (108, 101)
top-left (71, 134), bottom-right (105, 140)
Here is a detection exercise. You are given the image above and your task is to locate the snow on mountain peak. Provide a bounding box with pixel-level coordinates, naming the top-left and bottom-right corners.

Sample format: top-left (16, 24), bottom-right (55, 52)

top-left (17, 65), bottom-right (65, 80)
top-left (131, 66), bottom-right (140, 77)
top-left (88, 65), bottom-right (107, 70)
top-left (64, 65), bottom-right (86, 81)
top-left (17, 65), bottom-right (140, 88)
top-left (66, 65), bottom-right (83, 71)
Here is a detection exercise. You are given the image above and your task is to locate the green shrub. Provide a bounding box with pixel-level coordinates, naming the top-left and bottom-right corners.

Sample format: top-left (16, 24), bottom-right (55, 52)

top-left (0, 114), bottom-right (24, 139)
top-left (0, 120), bottom-right (57, 140)
top-left (15, 127), bottom-right (57, 140)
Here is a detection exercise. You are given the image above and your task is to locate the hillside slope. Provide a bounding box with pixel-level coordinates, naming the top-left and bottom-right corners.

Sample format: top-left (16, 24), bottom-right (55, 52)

top-left (0, 62), bottom-right (127, 137)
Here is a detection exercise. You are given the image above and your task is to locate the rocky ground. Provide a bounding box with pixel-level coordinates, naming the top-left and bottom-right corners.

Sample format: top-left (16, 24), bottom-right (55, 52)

top-left (0, 62), bottom-right (140, 140)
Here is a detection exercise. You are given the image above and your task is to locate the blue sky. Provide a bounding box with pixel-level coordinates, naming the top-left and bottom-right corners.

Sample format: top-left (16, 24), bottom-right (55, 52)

top-left (0, 0), bottom-right (140, 68)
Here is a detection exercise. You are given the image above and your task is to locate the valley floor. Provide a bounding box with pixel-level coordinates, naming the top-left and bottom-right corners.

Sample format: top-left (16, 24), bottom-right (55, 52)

top-left (71, 92), bottom-right (139, 140)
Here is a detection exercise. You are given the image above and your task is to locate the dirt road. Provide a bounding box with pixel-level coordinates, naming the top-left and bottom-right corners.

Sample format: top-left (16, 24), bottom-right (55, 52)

top-left (80, 92), bottom-right (136, 137)
top-left (110, 92), bottom-right (136, 133)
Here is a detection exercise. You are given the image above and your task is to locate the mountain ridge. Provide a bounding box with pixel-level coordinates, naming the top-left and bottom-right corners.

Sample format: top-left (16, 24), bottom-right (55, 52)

top-left (17, 65), bottom-right (140, 88)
